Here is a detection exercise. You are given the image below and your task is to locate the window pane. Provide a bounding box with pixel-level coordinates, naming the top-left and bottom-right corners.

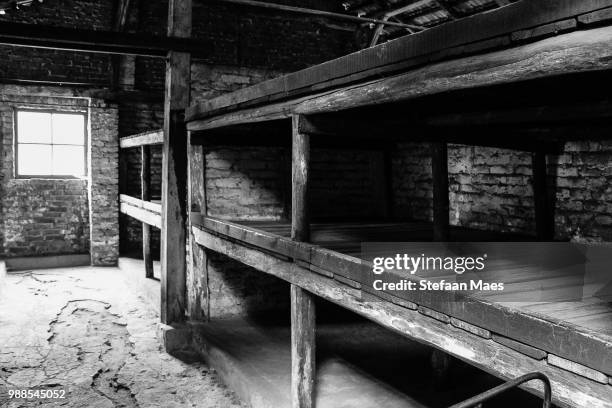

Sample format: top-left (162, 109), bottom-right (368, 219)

top-left (18, 144), bottom-right (52, 175)
top-left (52, 113), bottom-right (85, 145)
top-left (52, 145), bottom-right (85, 176)
top-left (17, 111), bottom-right (52, 143)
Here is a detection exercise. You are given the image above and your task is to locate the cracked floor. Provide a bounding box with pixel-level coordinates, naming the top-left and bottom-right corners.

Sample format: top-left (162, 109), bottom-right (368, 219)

top-left (0, 266), bottom-right (245, 408)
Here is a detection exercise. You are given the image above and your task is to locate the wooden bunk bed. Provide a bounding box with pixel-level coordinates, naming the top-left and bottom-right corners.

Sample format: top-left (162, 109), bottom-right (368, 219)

top-left (119, 129), bottom-right (163, 279)
top-left (184, 2), bottom-right (612, 407)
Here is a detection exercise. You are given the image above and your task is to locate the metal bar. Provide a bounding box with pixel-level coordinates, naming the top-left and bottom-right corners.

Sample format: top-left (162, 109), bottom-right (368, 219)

top-left (447, 372), bottom-right (552, 408)
top-left (213, 0), bottom-right (424, 30)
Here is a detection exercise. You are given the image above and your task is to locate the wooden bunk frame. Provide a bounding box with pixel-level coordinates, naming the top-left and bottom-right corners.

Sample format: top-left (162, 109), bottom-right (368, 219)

top-left (184, 2), bottom-right (612, 408)
top-left (119, 129), bottom-right (163, 279)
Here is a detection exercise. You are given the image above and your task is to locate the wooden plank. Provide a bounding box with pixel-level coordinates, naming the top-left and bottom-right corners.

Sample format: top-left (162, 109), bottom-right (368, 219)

top-left (120, 129), bottom-right (163, 149)
top-left (142, 146), bottom-right (154, 279)
top-left (120, 194), bottom-right (162, 213)
top-left (291, 115), bottom-right (311, 242)
top-left (548, 354), bottom-right (609, 384)
top-left (492, 334), bottom-right (548, 360)
top-left (291, 285), bottom-right (316, 408)
top-left (161, 0), bottom-right (191, 325)
top-left (533, 150), bottom-right (554, 240)
top-left (186, 1), bottom-right (612, 121)
top-left (120, 202), bottom-right (162, 229)
top-left (200, 217), bottom-right (310, 262)
top-left (187, 25), bottom-right (612, 132)
top-left (432, 142), bottom-right (449, 241)
top-left (192, 228), bottom-right (612, 408)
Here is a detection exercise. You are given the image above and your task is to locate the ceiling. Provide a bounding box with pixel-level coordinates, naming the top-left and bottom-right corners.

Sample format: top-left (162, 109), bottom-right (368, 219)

top-left (342, 0), bottom-right (519, 46)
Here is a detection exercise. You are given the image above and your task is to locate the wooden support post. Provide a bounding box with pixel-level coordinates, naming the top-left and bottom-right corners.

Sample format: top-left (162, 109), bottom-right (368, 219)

top-left (532, 150), bottom-right (554, 241)
top-left (291, 285), bottom-right (316, 408)
top-left (431, 141), bottom-right (449, 241)
top-left (291, 115), bottom-right (311, 242)
top-left (141, 146), bottom-right (153, 279)
top-left (291, 114), bottom-right (316, 408)
top-left (161, 0), bottom-right (191, 325)
top-left (187, 131), bottom-right (209, 320)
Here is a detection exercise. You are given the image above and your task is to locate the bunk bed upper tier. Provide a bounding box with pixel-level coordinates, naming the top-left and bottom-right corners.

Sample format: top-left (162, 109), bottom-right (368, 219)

top-left (186, 1), bottom-right (612, 130)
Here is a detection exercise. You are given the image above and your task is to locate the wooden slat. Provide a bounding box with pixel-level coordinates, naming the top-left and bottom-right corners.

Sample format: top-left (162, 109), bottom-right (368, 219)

top-left (120, 129), bottom-right (163, 148)
top-left (120, 194), bottom-right (162, 213)
top-left (187, 1), bottom-right (612, 122)
top-left (187, 25), bottom-right (612, 132)
top-left (120, 201), bottom-right (162, 229)
top-left (192, 227), bottom-right (612, 408)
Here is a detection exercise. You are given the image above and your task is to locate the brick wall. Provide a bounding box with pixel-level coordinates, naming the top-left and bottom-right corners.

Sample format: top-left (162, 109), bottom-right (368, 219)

top-left (392, 141), bottom-right (612, 242)
top-left (0, 86), bottom-right (119, 263)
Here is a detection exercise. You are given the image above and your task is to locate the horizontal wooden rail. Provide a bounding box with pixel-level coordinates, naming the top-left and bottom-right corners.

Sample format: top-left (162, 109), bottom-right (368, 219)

top-left (120, 194), bottom-right (162, 228)
top-left (120, 130), bottom-right (164, 149)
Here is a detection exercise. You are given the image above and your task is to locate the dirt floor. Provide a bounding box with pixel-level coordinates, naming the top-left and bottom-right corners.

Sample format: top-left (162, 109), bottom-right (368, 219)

top-left (0, 266), bottom-right (245, 408)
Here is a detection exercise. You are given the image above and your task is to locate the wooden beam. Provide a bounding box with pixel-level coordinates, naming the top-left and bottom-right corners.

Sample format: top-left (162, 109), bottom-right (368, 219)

top-left (0, 21), bottom-right (209, 58)
top-left (120, 198), bottom-right (162, 229)
top-left (431, 142), bottom-right (449, 241)
top-left (141, 146), bottom-right (154, 279)
top-left (121, 194), bottom-right (161, 212)
top-left (291, 115), bottom-right (311, 242)
top-left (290, 114), bottom-right (316, 408)
top-left (120, 130), bottom-right (164, 149)
top-left (532, 150), bottom-right (554, 240)
top-left (161, 0), bottom-right (191, 325)
top-left (192, 228), bottom-right (612, 408)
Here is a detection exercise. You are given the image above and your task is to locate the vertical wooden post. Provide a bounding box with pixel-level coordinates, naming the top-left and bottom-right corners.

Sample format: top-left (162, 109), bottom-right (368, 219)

top-left (291, 115), bottom-right (316, 408)
top-left (292, 115), bottom-right (311, 242)
top-left (161, 0), bottom-right (191, 325)
top-left (141, 145), bottom-right (153, 279)
top-left (431, 141), bottom-right (449, 241)
top-left (291, 285), bottom-right (316, 408)
top-left (532, 150), bottom-right (554, 241)
top-left (187, 132), bottom-right (209, 320)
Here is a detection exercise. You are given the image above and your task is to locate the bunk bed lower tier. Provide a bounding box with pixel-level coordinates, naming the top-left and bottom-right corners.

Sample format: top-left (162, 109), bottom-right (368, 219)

top-left (191, 216), bottom-right (612, 408)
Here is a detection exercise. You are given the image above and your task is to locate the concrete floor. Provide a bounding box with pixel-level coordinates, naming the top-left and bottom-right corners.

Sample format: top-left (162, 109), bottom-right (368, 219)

top-left (0, 265), bottom-right (245, 408)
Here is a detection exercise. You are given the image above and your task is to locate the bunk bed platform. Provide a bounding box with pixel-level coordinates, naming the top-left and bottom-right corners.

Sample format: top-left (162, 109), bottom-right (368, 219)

top-left (191, 215), bottom-right (612, 408)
